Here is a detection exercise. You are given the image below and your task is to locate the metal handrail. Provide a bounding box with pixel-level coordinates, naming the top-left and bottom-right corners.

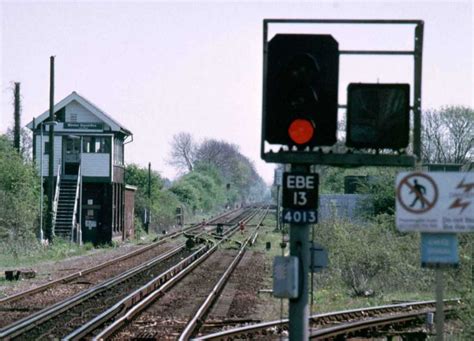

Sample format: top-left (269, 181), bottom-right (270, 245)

top-left (71, 166), bottom-right (81, 243)
top-left (51, 162), bottom-right (61, 236)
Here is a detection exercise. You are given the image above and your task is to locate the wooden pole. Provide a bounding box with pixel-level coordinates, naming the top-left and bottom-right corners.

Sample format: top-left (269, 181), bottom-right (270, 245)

top-left (13, 83), bottom-right (21, 153)
top-left (46, 56), bottom-right (55, 242)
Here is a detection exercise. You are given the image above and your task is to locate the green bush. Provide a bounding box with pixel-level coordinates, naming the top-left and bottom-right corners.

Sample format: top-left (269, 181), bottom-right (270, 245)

top-left (0, 135), bottom-right (39, 242)
top-left (315, 216), bottom-right (432, 296)
top-left (125, 164), bottom-right (180, 231)
top-left (169, 181), bottom-right (201, 209)
top-left (448, 233), bottom-right (473, 337)
top-left (181, 171), bottom-right (226, 210)
top-left (152, 190), bottom-right (181, 229)
top-left (170, 165), bottom-right (230, 216)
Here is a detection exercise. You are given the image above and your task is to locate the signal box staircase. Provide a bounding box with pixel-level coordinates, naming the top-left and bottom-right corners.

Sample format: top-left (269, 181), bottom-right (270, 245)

top-left (54, 178), bottom-right (79, 240)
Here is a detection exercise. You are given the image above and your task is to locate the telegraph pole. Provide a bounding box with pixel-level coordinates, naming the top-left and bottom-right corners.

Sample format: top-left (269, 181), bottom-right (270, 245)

top-left (13, 83), bottom-right (21, 154)
top-left (46, 56), bottom-right (55, 242)
top-left (146, 162), bottom-right (151, 233)
top-left (274, 168), bottom-right (283, 229)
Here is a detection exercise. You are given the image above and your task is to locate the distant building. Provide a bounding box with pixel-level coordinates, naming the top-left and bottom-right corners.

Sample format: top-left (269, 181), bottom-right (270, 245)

top-left (27, 91), bottom-right (134, 244)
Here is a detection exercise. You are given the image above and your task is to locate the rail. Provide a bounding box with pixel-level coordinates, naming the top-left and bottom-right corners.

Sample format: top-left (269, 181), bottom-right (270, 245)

top-left (0, 244), bottom-right (188, 340)
top-left (51, 162), bottom-right (61, 235)
top-left (0, 208), bottom-right (262, 340)
top-left (0, 209), bottom-right (238, 306)
top-left (310, 309), bottom-right (437, 339)
top-left (91, 208), bottom-right (263, 340)
top-left (67, 244), bottom-right (212, 340)
top-left (71, 166), bottom-right (81, 242)
top-left (195, 299), bottom-right (460, 340)
top-left (179, 207), bottom-right (268, 340)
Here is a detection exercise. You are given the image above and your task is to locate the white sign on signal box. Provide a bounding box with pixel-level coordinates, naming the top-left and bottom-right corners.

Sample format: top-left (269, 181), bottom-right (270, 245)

top-left (396, 172), bottom-right (474, 232)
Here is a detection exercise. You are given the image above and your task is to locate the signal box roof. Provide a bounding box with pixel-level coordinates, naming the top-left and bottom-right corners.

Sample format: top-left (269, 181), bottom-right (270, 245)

top-left (26, 91), bottom-right (132, 136)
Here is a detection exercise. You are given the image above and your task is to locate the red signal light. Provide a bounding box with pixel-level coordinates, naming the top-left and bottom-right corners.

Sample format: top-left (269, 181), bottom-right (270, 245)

top-left (288, 119), bottom-right (314, 145)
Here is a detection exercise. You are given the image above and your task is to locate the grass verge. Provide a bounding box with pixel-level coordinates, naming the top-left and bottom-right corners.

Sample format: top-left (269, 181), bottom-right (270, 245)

top-left (0, 238), bottom-right (99, 269)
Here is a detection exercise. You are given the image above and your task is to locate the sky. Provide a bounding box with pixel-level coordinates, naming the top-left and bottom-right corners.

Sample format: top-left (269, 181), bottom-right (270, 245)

top-left (1, 0), bottom-right (472, 184)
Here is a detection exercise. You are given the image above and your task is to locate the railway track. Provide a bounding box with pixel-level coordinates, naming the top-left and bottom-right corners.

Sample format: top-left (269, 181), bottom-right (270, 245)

top-left (88, 207), bottom-right (267, 340)
top-left (179, 207), bottom-right (268, 340)
top-left (1, 244), bottom-right (199, 340)
top-left (195, 299), bottom-right (460, 340)
top-left (0, 241), bottom-right (180, 328)
top-left (0, 207), bottom-right (263, 340)
top-left (0, 208), bottom-right (238, 329)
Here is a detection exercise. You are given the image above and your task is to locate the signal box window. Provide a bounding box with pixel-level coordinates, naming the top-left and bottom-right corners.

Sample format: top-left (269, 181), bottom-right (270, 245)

top-left (83, 137), bottom-right (94, 153)
top-left (95, 137), bottom-right (110, 153)
top-left (114, 138), bottom-right (124, 165)
top-left (82, 136), bottom-right (110, 154)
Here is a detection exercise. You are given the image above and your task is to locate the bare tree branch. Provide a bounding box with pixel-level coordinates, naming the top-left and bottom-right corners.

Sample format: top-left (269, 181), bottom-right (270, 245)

top-left (421, 106), bottom-right (473, 165)
top-left (167, 132), bottom-right (196, 173)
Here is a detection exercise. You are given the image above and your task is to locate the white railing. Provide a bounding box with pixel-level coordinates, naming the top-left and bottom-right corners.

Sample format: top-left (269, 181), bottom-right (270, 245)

top-left (72, 166), bottom-right (82, 243)
top-left (52, 162), bottom-right (61, 236)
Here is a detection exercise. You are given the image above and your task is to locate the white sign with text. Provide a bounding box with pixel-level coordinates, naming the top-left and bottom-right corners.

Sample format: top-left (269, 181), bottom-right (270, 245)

top-left (396, 172), bottom-right (473, 232)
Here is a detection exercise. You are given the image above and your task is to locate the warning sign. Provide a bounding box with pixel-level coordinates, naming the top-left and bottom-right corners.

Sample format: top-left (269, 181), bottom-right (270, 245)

top-left (396, 172), bottom-right (474, 233)
top-left (397, 173), bottom-right (438, 214)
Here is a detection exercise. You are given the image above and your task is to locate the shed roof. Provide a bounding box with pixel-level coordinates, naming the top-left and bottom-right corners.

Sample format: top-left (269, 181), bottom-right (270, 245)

top-left (26, 91), bottom-right (132, 136)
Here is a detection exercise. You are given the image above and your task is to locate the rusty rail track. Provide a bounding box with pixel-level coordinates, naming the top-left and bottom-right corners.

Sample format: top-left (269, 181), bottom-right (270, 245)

top-left (0, 243), bottom-right (195, 340)
top-left (0, 208), bottom-right (236, 307)
top-left (310, 308), bottom-right (440, 339)
top-left (178, 207), bottom-right (268, 340)
top-left (195, 299), bottom-right (460, 340)
top-left (0, 209), bottom-right (248, 340)
top-left (89, 207), bottom-right (266, 340)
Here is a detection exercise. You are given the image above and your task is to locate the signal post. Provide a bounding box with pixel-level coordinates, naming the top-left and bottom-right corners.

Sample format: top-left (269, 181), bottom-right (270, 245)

top-left (261, 19), bottom-right (423, 340)
top-left (264, 32), bottom-right (338, 340)
top-left (283, 166), bottom-right (318, 339)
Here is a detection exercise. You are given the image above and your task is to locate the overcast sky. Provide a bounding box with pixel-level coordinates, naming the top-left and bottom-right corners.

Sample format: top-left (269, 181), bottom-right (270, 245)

top-left (1, 0), bottom-right (472, 184)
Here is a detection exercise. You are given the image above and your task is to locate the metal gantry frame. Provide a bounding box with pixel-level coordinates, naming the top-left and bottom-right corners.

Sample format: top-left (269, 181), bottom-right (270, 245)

top-left (261, 19), bottom-right (424, 167)
top-left (261, 18), bottom-right (424, 341)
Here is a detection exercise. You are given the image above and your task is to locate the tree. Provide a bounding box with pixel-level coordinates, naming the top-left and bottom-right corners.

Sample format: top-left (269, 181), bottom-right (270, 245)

top-left (125, 163), bottom-right (187, 231)
top-left (125, 163), bottom-right (163, 196)
top-left (13, 83), bottom-right (21, 154)
top-left (0, 135), bottom-right (39, 241)
top-left (5, 127), bottom-right (33, 162)
top-left (194, 139), bottom-right (240, 179)
top-left (193, 138), bottom-right (267, 203)
top-left (168, 132), bottom-right (196, 173)
top-left (168, 134), bottom-right (268, 206)
top-left (422, 106), bottom-right (473, 165)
